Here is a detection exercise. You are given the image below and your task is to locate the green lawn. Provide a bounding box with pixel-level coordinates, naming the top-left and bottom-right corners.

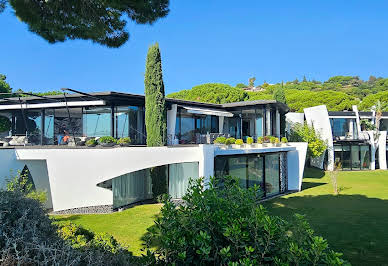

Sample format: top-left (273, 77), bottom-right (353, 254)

top-left (264, 168), bottom-right (388, 266)
top-left (53, 169), bottom-right (388, 265)
top-left (53, 204), bottom-right (162, 255)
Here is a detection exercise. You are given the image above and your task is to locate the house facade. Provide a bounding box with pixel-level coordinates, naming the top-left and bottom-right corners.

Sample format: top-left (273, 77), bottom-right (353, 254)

top-left (286, 105), bottom-right (388, 171)
top-left (0, 91), bottom-right (307, 213)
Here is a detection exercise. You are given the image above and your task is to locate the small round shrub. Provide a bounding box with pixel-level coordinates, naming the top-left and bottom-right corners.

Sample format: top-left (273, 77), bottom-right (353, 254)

top-left (98, 136), bottom-right (117, 144)
top-left (86, 139), bottom-right (97, 147)
top-left (270, 136), bottom-right (276, 144)
top-left (281, 137), bottom-right (288, 143)
top-left (263, 135), bottom-right (270, 143)
top-left (117, 137), bottom-right (131, 145)
top-left (214, 136), bottom-right (226, 144)
top-left (0, 115), bottom-right (11, 133)
top-left (246, 137), bottom-right (253, 145)
top-left (225, 137), bottom-right (236, 145)
top-left (257, 136), bottom-right (264, 144)
top-left (275, 137), bottom-right (280, 144)
top-left (235, 139), bottom-right (244, 145)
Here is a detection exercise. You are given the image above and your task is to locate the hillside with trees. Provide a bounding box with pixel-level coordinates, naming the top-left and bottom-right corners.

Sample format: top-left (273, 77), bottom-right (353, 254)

top-left (167, 76), bottom-right (388, 112)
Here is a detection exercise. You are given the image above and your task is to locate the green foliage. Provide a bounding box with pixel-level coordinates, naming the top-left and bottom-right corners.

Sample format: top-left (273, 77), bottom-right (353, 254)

top-left (0, 74), bottom-right (11, 96)
top-left (289, 122), bottom-right (327, 158)
top-left (6, 170), bottom-right (46, 204)
top-left (359, 91), bottom-right (388, 111)
top-left (144, 177), bottom-right (347, 265)
top-left (270, 136), bottom-right (276, 144)
top-left (360, 119), bottom-right (376, 130)
top-left (257, 136), bottom-right (264, 144)
top-left (145, 43), bottom-right (167, 147)
top-left (273, 84), bottom-right (286, 103)
top-left (117, 137), bottom-right (131, 144)
top-left (0, 115), bottom-right (11, 133)
top-left (5, 0), bottom-right (169, 48)
top-left (150, 166), bottom-right (168, 202)
top-left (263, 135), bottom-right (270, 143)
top-left (98, 136), bottom-right (117, 144)
top-left (235, 83), bottom-right (248, 88)
top-left (235, 138), bottom-right (244, 145)
top-left (225, 137), bottom-right (236, 145)
top-left (281, 137), bottom-right (288, 143)
top-left (246, 136), bottom-right (253, 144)
top-left (86, 138), bottom-right (97, 147)
top-left (167, 83), bottom-right (248, 104)
top-left (214, 136), bottom-right (226, 144)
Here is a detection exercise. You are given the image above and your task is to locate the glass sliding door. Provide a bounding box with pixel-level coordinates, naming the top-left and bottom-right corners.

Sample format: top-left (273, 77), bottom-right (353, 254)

top-left (83, 107), bottom-right (111, 137)
top-left (247, 156), bottom-right (263, 189)
top-left (360, 145), bottom-right (370, 170)
top-left (228, 156), bottom-right (247, 188)
top-left (168, 162), bottom-right (199, 199)
top-left (342, 145), bottom-right (351, 170)
top-left (265, 154), bottom-right (280, 196)
top-left (351, 145), bottom-right (360, 170)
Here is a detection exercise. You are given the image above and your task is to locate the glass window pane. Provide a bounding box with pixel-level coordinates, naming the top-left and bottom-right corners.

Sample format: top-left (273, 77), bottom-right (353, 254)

top-left (115, 106), bottom-right (145, 144)
top-left (83, 107), bottom-right (111, 137)
top-left (342, 145), bottom-right (351, 170)
top-left (228, 156), bottom-right (247, 188)
top-left (248, 156), bottom-right (263, 189)
top-left (360, 145), bottom-right (370, 170)
top-left (265, 154), bottom-right (280, 196)
top-left (54, 108), bottom-right (83, 144)
top-left (44, 109), bottom-right (55, 144)
top-left (351, 145), bottom-right (360, 170)
top-left (169, 162), bottom-right (199, 199)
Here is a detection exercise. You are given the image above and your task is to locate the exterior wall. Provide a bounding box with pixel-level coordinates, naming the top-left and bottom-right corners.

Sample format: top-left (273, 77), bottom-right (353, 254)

top-left (2, 143), bottom-right (308, 212)
top-left (304, 105), bottom-right (334, 170)
top-left (0, 149), bottom-right (25, 188)
top-left (378, 131), bottom-right (387, 170)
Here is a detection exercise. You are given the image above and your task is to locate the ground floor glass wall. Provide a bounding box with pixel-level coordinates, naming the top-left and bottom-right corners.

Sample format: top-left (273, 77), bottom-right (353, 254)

top-left (112, 162), bottom-right (199, 208)
top-left (334, 144), bottom-right (370, 170)
top-left (214, 153), bottom-right (283, 197)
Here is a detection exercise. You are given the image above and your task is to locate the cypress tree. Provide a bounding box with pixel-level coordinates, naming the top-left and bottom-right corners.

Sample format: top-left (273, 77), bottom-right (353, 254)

top-left (273, 82), bottom-right (286, 104)
top-left (144, 43), bottom-right (167, 147)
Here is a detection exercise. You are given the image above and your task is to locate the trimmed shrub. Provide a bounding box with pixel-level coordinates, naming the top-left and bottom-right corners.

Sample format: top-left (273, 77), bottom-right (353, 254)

top-left (257, 136), bottom-right (264, 144)
top-left (98, 136), bottom-right (117, 144)
top-left (214, 136), bottom-right (226, 144)
top-left (281, 137), bottom-right (288, 143)
top-left (246, 137), bottom-right (253, 145)
top-left (86, 138), bottom-right (98, 147)
top-left (225, 137), bottom-right (236, 145)
top-left (144, 177), bottom-right (348, 265)
top-left (235, 139), bottom-right (244, 145)
top-left (117, 137), bottom-right (131, 145)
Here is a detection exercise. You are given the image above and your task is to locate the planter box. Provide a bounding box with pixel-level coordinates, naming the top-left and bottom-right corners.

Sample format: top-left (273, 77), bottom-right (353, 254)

top-left (244, 144), bottom-right (254, 149)
top-left (119, 143), bottom-right (131, 147)
top-left (100, 142), bottom-right (116, 147)
top-left (231, 144), bottom-right (243, 149)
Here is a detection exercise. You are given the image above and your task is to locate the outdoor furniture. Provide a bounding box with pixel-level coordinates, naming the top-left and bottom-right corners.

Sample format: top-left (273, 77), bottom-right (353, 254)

top-left (8, 136), bottom-right (29, 146)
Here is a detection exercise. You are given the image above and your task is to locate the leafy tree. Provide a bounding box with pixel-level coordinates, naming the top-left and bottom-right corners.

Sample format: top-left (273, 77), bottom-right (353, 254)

top-left (235, 83), bottom-right (248, 88)
top-left (248, 77), bottom-right (256, 88)
top-left (0, 74), bottom-right (11, 96)
top-left (145, 43), bottom-right (167, 147)
top-left (2, 0), bottom-right (169, 48)
top-left (144, 176), bottom-right (347, 265)
top-left (273, 83), bottom-right (286, 103)
top-left (359, 91), bottom-right (388, 111)
top-left (289, 122), bottom-right (327, 158)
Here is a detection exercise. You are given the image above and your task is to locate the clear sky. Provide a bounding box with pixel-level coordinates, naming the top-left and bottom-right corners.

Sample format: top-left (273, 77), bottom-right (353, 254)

top-left (1, 0), bottom-right (388, 95)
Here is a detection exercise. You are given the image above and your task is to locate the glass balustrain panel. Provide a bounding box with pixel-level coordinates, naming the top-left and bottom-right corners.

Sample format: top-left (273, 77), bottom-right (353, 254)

top-left (342, 145), bottom-right (351, 170)
top-left (83, 107), bottom-right (111, 137)
top-left (44, 109), bottom-right (55, 144)
top-left (112, 168), bottom-right (152, 209)
top-left (54, 108), bottom-right (83, 143)
top-left (169, 162), bottom-right (199, 199)
top-left (116, 107), bottom-right (129, 138)
top-left (351, 145), bottom-right (360, 170)
top-left (115, 106), bottom-right (145, 144)
top-left (179, 111), bottom-right (195, 144)
top-left (25, 110), bottom-right (42, 144)
top-left (265, 153), bottom-right (280, 196)
top-left (360, 145), bottom-right (370, 170)
top-left (228, 156), bottom-right (247, 188)
top-left (247, 156), bottom-right (263, 190)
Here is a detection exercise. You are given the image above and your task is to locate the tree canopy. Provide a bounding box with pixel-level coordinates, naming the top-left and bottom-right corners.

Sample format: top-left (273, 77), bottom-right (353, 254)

top-left (2, 0), bottom-right (169, 48)
top-left (0, 74), bottom-right (11, 98)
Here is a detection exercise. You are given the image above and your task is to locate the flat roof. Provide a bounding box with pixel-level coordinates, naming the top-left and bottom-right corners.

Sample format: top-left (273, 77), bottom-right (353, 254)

top-left (0, 91), bottom-right (289, 113)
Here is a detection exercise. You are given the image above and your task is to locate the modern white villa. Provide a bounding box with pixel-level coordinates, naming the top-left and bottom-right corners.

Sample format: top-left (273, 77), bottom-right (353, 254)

top-left (286, 105), bottom-right (388, 171)
top-left (0, 91), bottom-right (308, 213)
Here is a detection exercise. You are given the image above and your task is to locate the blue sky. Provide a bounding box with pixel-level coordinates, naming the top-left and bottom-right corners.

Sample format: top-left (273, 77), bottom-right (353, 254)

top-left (1, 0), bottom-right (388, 95)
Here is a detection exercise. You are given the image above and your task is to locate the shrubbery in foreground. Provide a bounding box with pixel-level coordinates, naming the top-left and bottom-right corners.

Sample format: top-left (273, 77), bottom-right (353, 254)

top-left (144, 177), bottom-right (349, 265)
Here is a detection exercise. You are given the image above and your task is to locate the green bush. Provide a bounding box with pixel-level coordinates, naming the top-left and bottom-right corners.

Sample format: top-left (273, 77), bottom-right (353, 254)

top-left (0, 115), bottom-right (11, 133)
top-left (117, 137), bottom-right (131, 145)
top-left (275, 137), bottom-right (280, 144)
top-left (145, 177), bottom-right (347, 265)
top-left (263, 135), bottom-right (270, 143)
top-left (235, 139), bottom-right (244, 145)
top-left (214, 136), bottom-right (226, 144)
top-left (270, 136), bottom-right (276, 144)
top-left (98, 136), bottom-right (117, 144)
top-left (257, 136), bottom-right (264, 144)
top-left (281, 137), bottom-right (288, 143)
top-left (225, 137), bottom-right (236, 145)
top-left (289, 122), bottom-right (327, 158)
top-left (246, 137), bottom-right (253, 145)
top-left (86, 138), bottom-right (97, 147)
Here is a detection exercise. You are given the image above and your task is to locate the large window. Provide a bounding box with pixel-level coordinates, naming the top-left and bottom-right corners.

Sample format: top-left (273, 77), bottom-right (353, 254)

top-left (214, 153), bottom-right (281, 197)
top-left (115, 106), bottom-right (145, 144)
top-left (330, 118), bottom-right (357, 139)
top-left (334, 144), bottom-right (370, 170)
top-left (83, 107), bottom-right (111, 137)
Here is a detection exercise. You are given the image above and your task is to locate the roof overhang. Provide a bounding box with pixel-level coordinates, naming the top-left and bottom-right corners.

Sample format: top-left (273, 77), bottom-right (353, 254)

top-left (182, 106), bottom-right (234, 117)
top-left (0, 100), bottom-right (106, 110)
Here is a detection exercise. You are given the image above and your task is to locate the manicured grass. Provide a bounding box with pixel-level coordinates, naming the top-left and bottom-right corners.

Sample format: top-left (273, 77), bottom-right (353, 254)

top-left (264, 168), bottom-right (388, 266)
top-left (53, 204), bottom-right (162, 255)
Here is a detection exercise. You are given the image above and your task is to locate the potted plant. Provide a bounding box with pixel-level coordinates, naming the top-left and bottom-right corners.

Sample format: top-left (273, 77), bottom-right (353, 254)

top-left (270, 136), bottom-right (276, 146)
top-left (263, 136), bottom-right (270, 147)
top-left (246, 137), bottom-right (253, 148)
top-left (214, 136), bottom-right (226, 146)
top-left (86, 138), bottom-right (97, 147)
top-left (281, 137), bottom-right (289, 146)
top-left (256, 136), bottom-right (264, 147)
top-left (117, 137), bottom-right (131, 147)
top-left (225, 137), bottom-right (236, 148)
top-left (233, 138), bottom-right (244, 148)
top-left (275, 137), bottom-right (280, 147)
top-left (98, 136), bottom-right (117, 147)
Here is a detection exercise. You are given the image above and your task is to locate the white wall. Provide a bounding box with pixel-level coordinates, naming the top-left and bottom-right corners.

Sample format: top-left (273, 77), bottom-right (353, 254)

top-left (0, 149), bottom-right (25, 188)
top-left (287, 142), bottom-right (308, 191)
top-left (304, 105), bottom-right (334, 170)
top-left (378, 131), bottom-right (387, 170)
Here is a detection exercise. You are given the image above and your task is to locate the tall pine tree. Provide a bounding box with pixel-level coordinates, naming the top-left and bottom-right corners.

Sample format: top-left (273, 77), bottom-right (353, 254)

top-left (273, 82), bottom-right (286, 104)
top-left (144, 43), bottom-right (167, 147)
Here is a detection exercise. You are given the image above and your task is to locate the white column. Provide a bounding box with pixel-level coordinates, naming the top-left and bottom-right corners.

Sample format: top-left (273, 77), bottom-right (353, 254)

top-left (378, 131), bottom-right (387, 170)
top-left (218, 116), bottom-right (224, 134)
top-left (266, 107), bottom-right (271, 136)
top-left (167, 104), bottom-right (177, 144)
top-left (368, 131), bottom-right (376, 170)
top-left (349, 119), bottom-right (354, 139)
top-left (352, 105), bottom-right (362, 136)
top-left (275, 109), bottom-right (280, 138)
